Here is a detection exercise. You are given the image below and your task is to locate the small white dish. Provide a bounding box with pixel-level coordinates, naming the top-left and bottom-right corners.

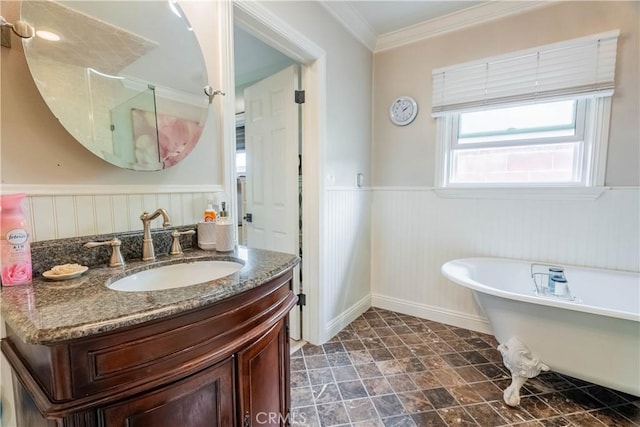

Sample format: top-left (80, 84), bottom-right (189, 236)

top-left (42, 266), bottom-right (88, 281)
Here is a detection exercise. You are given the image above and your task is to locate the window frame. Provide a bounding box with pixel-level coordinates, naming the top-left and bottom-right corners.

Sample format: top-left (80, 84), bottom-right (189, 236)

top-left (453, 100), bottom-right (585, 149)
top-left (435, 97), bottom-right (612, 192)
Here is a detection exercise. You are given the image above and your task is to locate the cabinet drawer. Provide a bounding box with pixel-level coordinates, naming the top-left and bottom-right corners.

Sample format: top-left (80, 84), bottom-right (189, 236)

top-left (69, 272), bottom-right (292, 398)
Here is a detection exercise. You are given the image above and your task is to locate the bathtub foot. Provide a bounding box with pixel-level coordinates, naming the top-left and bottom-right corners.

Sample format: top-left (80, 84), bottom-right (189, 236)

top-left (498, 337), bottom-right (549, 407)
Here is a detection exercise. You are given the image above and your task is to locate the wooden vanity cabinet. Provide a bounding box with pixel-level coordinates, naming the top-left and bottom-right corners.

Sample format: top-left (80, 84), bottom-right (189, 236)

top-left (238, 318), bottom-right (290, 427)
top-left (99, 356), bottom-right (235, 427)
top-left (1, 269), bottom-right (296, 427)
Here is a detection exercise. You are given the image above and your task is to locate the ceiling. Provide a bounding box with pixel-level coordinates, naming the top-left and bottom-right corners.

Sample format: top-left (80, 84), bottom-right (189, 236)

top-left (234, 1), bottom-right (487, 89)
top-left (338, 1), bottom-right (485, 36)
top-left (234, 1), bottom-right (545, 88)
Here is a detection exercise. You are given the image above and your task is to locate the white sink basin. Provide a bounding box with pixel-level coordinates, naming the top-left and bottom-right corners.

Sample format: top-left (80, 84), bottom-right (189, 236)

top-left (108, 260), bottom-right (244, 292)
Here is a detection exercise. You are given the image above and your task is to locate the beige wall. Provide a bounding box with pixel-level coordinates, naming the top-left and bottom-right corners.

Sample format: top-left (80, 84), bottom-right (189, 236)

top-left (0, 1), bottom-right (222, 186)
top-left (260, 1), bottom-right (373, 188)
top-left (372, 1), bottom-right (640, 187)
top-left (1, 0), bottom-right (374, 188)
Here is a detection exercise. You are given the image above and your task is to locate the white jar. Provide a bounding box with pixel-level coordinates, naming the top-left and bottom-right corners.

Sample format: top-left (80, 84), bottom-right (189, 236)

top-left (552, 277), bottom-right (568, 296)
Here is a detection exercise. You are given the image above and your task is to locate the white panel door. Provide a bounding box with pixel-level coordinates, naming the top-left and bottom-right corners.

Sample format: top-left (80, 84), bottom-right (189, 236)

top-left (245, 65), bottom-right (301, 339)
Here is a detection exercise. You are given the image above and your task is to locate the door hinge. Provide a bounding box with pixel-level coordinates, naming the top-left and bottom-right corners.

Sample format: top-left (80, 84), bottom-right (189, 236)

top-left (294, 90), bottom-right (305, 104)
top-left (297, 293), bottom-right (306, 306)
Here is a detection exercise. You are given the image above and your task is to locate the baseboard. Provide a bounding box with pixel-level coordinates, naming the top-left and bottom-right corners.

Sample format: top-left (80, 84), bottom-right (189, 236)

top-left (324, 294), bottom-right (371, 342)
top-left (371, 294), bottom-right (493, 335)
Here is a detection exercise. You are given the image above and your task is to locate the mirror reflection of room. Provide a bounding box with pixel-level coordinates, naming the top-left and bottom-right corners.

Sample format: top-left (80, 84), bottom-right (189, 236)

top-left (20, 1), bottom-right (209, 171)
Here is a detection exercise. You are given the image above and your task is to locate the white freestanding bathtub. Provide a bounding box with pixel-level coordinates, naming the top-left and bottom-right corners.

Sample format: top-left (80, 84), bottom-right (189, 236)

top-left (442, 257), bottom-right (640, 406)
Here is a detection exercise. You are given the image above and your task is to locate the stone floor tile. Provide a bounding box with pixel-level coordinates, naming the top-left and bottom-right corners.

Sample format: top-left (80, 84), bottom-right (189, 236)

top-left (410, 410), bottom-right (447, 426)
top-left (453, 366), bottom-right (487, 383)
top-left (353, 420), bottom-right (385, 427)
top-left (316, 401), bottom-right (350, 427)
top-left (355, 362), bottom-right (383, 379)
top-left (437, 406), bottom-right (479, 426)
top-left (291, 370), bottom-right (310, 389)
top-left (304, 344), bottom-right (326, 356)
top-left (409, 371), bottom-right (441, 390)
top-left (538, 416), bottom-right (573, 426)
top-left (292, 386), bottom-right (316, 408)
top-left (349, 350), bottom-right (375, 365)
top-left (490, 400), bottom-right (535, 424)
top-left (423, 387), bottom-right (459, 409)
top-left (332, 365), bottom-right (359, 382)
top-left (591, 406), bottom-right (639, 426)
top-left (337, 379), bottom-right (368, 400)
top-left (308, 367), bottom-right (335, 386)
top-left (464, 402), bottom-right (508, 426)
top-left (370, 394), bottom-right (406, 418)
top-left (431, 367), bottom-right (467, 387)
top-left (291, 405), bottom-right (320, 427)
top-left (305, 354), bottom-right (331, 370)
top-left (327, 352), bottom-right (353, 368)
top-left (345, 398), bottom-right (379, 422)
top-left (396, 390), bottom-right (434, 414)
top-left (313, 383), bottom-right (343, 405)
top-left (563, 411), bottom-right (608, 426)
top-left (290, 310), bottom-right (637, 427)
top-left (381, 415), bottom-right (417, 427)
top-left (519, 395), bottom-right (560, 419)
top-left (386, 374), bottom-right (419, 393)
top-left (292, 357), bottom-right (307, 371)
top-left (362, 377), bottom-right (394, 397)
top-left (446, 384), bottom-right (485, 405)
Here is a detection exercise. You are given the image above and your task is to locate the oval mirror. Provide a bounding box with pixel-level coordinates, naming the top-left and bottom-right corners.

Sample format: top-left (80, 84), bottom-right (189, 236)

top-left (20, 1), bottom-right (209, 171)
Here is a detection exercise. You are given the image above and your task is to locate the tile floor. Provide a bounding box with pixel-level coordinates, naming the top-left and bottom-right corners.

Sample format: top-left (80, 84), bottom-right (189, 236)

top-left (290, 307), bottom-right (640, 426)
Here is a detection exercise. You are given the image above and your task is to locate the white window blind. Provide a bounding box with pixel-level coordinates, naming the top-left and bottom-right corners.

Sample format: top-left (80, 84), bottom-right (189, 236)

top-left (431, 30), bottom-right (619, 116)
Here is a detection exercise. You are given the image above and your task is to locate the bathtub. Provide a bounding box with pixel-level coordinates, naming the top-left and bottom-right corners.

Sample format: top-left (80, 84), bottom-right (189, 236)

top-left (442, 257), bottom-right (640, 406)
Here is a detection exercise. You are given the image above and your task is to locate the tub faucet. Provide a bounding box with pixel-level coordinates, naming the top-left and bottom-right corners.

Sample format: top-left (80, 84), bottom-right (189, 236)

top-left (140, 208), bottom-right (171, 261)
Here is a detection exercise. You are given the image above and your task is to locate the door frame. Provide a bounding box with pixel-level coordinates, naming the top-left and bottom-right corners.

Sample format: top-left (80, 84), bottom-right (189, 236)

top-left (220, 1), bottom-right (327, 345)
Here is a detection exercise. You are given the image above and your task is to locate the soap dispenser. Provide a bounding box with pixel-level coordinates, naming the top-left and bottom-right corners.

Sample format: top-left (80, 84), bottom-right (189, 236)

top-left (215, 202), bottom-right (235, 252)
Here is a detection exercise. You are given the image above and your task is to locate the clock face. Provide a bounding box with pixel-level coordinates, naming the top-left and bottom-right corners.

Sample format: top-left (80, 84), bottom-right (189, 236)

top-left (390, 96), bottom-right (418, 126)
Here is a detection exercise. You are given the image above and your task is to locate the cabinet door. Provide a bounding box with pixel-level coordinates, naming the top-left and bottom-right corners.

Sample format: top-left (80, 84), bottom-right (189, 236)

top-left (99, 358), bottom-right (235, 427)
top-left (238, 319), bottom-right (290, 427)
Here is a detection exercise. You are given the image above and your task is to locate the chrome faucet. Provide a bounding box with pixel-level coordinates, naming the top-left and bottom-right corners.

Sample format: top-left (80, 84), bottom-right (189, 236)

top-left (140, 208), bottom-right (171, 261)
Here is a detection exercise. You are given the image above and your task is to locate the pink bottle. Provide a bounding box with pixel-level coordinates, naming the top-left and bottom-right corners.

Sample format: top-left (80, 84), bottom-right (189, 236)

top-left (1, 193), bottom-right (32, 286)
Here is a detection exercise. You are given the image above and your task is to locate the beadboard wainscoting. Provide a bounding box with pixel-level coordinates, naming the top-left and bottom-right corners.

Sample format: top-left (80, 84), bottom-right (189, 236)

top-left (370, 187), bottom-right (640, 334)
top-left (323, 187), bottom-right (373, 341)
top-left (3, 185), bottom-right (224, 242)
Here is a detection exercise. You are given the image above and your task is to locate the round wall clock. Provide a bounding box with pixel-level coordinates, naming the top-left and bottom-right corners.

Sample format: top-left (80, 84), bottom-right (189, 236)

top-left (389, 96), bottom-right (418, 126)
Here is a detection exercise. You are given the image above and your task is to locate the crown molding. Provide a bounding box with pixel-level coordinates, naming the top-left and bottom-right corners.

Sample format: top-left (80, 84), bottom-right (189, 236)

top-left (375, 1), bottom-right (553, 52)
top-left (319, 1), bottom-right (377, 51)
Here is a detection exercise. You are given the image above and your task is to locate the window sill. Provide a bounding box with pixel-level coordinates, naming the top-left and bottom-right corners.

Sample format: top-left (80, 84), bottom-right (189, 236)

top-left (434, 186), bottom-right (609, 200)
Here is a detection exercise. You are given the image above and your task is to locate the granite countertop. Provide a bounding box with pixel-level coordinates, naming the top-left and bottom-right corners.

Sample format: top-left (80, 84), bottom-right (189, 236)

top-left (0, 247), bottom-right (299, 345)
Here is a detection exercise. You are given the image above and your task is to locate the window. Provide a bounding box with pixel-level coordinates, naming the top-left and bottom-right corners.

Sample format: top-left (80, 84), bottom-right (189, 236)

top-left (433, 31), bottom-right (618, 189)
top-left (446, 99), bottom-right (592, 185)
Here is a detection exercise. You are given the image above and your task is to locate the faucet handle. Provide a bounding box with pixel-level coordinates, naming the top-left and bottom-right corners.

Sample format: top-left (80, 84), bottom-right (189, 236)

top-left (84, 238), bottom-right (125, 267)
top-left (170, 229), bottom-right (196, 255)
